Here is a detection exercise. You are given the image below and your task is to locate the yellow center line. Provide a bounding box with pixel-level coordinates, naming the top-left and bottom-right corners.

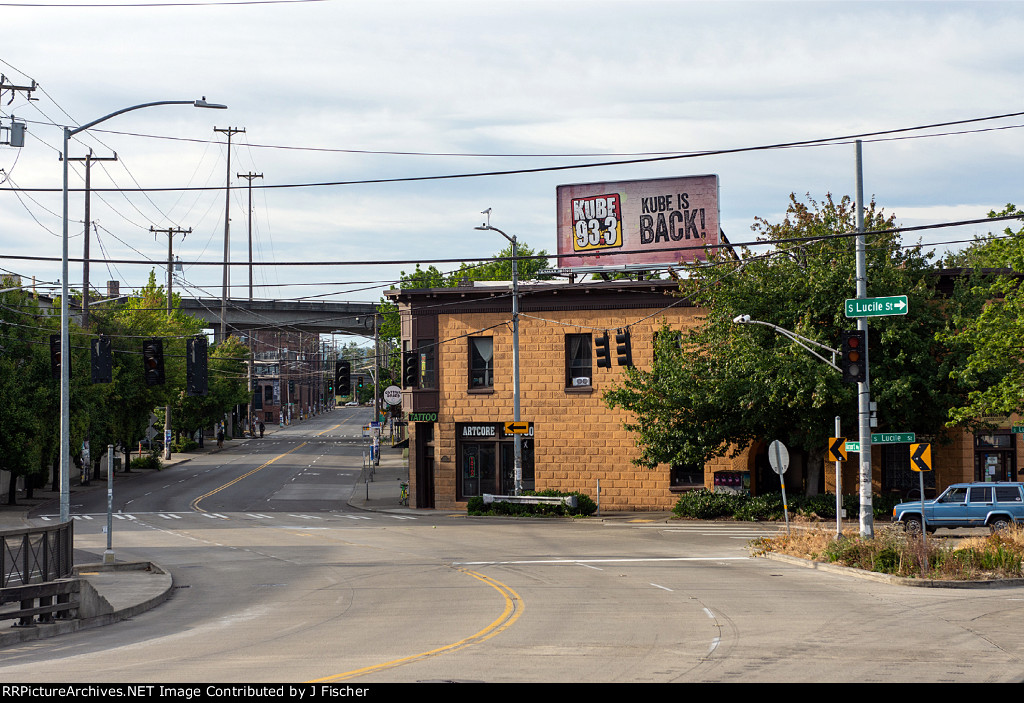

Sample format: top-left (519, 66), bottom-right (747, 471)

top-left (308, 569), bottom-right (524, 682)
top-left (316, 424), bottom-right (340, 436)
top-left (191, 442), bottom-right (308, 513)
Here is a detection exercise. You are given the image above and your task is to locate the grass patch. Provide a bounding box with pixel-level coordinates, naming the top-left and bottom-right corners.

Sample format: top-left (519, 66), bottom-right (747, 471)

top-left (751, 524), bottom-right (1024, 580)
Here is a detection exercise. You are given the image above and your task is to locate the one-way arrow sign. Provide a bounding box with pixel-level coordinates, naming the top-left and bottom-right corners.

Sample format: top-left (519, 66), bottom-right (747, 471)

top-left (910, 442), bottom-right (932, 472)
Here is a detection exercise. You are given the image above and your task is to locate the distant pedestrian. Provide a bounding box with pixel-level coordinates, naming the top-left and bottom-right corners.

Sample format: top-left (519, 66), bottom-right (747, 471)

top-left (216, 427), bottom-right (224, 448)
top-left (258, 421), bottom-right (265, 438)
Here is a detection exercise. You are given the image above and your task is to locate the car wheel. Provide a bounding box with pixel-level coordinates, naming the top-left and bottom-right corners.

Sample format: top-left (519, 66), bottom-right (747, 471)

top-left (989, 517), bottom-right (1011, 533)
top-left (903, 516), bottom-right (923, 535)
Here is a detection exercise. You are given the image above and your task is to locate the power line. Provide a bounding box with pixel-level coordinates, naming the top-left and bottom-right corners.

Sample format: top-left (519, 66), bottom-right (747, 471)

top-left (6, 111), bottom-right (1024, 194)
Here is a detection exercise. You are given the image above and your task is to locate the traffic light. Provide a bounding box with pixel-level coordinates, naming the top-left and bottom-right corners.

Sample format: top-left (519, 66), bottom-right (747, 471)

top-left (615, 328), bottom-right (633, 367)
top-left (335, 360), bottom-right (351, 396)
top-left (50, 334), bottom-right (61, 380)
top-left (357, 375), bottom-right (364, 390)
top-left (595, 331), bottom-right (611, 369)
top-left (91, 336), bottom-right (112, 384)
top-left (186, 336), bottom-right (208, 396)
top-left (142, 338), bottom-right (165, 386)
top-left (402, 351), bottom-right (419, 388)
top-left (840, 330), bottom-right (866, 384)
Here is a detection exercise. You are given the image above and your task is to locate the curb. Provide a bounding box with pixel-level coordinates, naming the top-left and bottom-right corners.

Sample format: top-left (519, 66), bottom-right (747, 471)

top-left (761, 552), bottom-right (1024, 588)
top-left (0, 561), bottom-right (173, 647)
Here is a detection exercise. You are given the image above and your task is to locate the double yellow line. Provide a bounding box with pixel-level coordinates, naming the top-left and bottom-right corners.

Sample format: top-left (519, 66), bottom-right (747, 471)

top-left (309, 569), bottom-right (524, 682)
top-left (191, 442), bottom-right (308, 512)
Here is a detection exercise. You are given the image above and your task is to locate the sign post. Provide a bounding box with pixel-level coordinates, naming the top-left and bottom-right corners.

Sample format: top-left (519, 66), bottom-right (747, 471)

top-left (768, 440), bottom-right (791, 534)
top-left (909, 443), bottom-right (932, 553)
top-left (830, 424), bottom-right (845, 536)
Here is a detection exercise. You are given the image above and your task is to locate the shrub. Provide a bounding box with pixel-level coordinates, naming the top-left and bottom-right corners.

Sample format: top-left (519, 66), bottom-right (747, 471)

top-left (672, 489), bottom-right (743, 519)
top-left (172, 436), bottom-right (198, 453)
top-left (466, 490), bottom-right (597, 517)
top-left (130, 454), bottom-right (162, 471)
top-left (734, 493), bottom-right (785, 521)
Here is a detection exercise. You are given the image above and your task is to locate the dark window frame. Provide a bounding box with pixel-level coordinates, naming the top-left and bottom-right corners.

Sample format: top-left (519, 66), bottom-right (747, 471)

top-left (565, 333), bottom-right (593, 389)
top-left (469, 336), bottom-right (494, 390)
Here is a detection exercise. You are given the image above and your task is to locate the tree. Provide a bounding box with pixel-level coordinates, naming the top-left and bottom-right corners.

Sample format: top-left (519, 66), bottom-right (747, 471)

top-left (377, 241), bottom-right (551, 376)
top-left (604, 193), bottom-right (962, 493)
top-left (942, 204), bottom-right (1024, 427)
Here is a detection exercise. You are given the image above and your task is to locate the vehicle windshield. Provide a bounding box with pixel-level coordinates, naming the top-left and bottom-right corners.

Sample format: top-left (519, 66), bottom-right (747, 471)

top-left (938, 487), bottom-right (968, 503)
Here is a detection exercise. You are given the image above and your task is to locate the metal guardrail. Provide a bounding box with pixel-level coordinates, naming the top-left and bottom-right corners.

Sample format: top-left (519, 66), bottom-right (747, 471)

top-left (483, 494), bottom-right (578, 508)
top-left (1, 522), bottom-right (77, 627)
top-left (1, 521), bottom-right (74, 588)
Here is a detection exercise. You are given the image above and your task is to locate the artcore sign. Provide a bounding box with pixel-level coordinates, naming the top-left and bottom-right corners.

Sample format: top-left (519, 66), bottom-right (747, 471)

top-left (555, 174), bottom-right (720, 268)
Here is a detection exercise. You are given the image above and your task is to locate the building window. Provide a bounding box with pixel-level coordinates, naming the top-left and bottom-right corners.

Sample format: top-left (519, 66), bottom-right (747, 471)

top-left (670, 462), bottom-right (703, 490)
top-left (469, 337), bottom-right (493, 389)
top-left (565, 333), bottom-right (592, 388)
top-left (264, 385), bottom-right (273, 402)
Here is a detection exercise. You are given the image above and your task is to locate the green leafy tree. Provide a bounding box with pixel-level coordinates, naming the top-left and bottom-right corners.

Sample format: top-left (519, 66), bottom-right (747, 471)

top-left (943, 205), bottom-right (1024, 426)
top-left (604, 193), bottom-right (962, 493)
top-left (378, 241), bottom-right (551, 377)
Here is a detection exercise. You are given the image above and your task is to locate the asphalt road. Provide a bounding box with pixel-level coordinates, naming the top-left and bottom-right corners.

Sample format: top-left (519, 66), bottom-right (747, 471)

top-left (4, 412), bottom-right (1024, 683)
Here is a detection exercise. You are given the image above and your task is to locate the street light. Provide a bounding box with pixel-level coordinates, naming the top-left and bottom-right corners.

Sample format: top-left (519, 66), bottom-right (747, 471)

top-left (731, 314), bottom-right (840, 371)
top-left (59, 98), bottom-right (227, 523)
top-left (474, 211), bottom-right (523, 495)
top-left (732, 314), bottom-right (845, 536)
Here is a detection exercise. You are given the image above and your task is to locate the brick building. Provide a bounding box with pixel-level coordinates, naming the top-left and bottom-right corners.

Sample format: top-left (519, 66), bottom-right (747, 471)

top-left (387, 277), bottom-right (1022, 511)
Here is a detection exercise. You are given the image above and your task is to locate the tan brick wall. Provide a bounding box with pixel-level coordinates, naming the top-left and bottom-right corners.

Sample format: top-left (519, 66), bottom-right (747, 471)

top-left (408, 302), bottom-right (1013, 512)
top-left (425, 305), bottom-right (703, 511)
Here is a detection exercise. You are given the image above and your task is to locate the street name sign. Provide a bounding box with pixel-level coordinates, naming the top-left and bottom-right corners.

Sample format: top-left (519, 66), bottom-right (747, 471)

top-left (871, 432), bottom-right (915, 444)
top-left (845, 441), bottom-right (860, 452)
top-left (845, 295), bottom-right (908, 318)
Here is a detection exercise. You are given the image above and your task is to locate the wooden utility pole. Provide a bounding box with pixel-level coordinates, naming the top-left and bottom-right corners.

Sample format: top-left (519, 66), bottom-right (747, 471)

top-left (213, 126), bottom-right (245, 343)
top-left (65, 150), bottom-right (117, 329)
top-left (151, 225), bottom-right (191, 461)
top-left (237, 170), bottom-right (262, 434)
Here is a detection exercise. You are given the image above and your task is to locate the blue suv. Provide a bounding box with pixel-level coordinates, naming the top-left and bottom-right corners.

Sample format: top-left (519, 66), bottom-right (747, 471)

top-left (892, 482), bottom-right (1024, 534)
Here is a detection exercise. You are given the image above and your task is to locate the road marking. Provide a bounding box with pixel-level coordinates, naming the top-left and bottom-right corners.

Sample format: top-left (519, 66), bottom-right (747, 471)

top-left (310, 569), bottom-right (523, 682)
top-left (650, 583), bottom-right (673, 591)
top-left (191, 442), bottom-right (307, 513)
top-left (454, 556), bottom-right (749, 566)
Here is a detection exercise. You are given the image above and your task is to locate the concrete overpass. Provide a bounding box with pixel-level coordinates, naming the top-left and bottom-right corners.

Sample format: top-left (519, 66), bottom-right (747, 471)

top-left (178, 298), bottom-right (380, 341)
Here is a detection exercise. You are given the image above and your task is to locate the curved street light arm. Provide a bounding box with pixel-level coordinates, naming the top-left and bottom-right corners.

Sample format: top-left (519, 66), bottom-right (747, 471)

top-left (734, 317), bottom-right (841, 372)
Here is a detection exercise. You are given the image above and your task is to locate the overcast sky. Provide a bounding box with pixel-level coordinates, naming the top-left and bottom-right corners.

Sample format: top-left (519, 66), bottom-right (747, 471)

top-left (1, 0), bottom-right (1022, 310)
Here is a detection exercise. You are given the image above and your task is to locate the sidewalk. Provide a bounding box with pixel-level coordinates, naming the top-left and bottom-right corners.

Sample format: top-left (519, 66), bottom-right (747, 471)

top-left (0, 426), bottom-right (289, 647)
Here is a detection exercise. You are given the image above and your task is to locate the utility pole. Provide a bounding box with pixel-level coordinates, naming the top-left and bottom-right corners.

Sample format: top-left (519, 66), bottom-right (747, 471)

top-left (66, 150), bottom-right (117, 329)
top-left (237, 170), bottom-right (261, 434)
top-left (475, 212), bottom-right (523, 495)
top-left (855, 140), bottom-right (874, 538)
top-left (151, 225), bottom-right (191, 461)
top-left (236, 171), bottom-right (262, 302)
top-left (0, 76), bottom-right (36, 148)
top-left (214, 126), bottom-right (244, 343)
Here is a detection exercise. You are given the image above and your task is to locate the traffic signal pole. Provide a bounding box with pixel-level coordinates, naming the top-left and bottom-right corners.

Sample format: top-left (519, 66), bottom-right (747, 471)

top-left (855, 140), bottom-right (874, 538)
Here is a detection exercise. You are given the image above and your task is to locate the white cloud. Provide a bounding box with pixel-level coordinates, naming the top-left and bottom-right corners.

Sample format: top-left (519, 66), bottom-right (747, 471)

top-left (0, 0), bottom-right (1021, 303)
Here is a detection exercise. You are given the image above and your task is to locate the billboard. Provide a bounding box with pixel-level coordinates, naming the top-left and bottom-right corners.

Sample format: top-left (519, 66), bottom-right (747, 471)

top-left (555, 175), bottom-right (720, 268)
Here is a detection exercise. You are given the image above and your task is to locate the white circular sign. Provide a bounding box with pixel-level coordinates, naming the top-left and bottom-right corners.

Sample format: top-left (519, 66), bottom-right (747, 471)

top-left (768, 440), bottom-right (790, 475)
top-left (383, 385), bottom-right (403, 405)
